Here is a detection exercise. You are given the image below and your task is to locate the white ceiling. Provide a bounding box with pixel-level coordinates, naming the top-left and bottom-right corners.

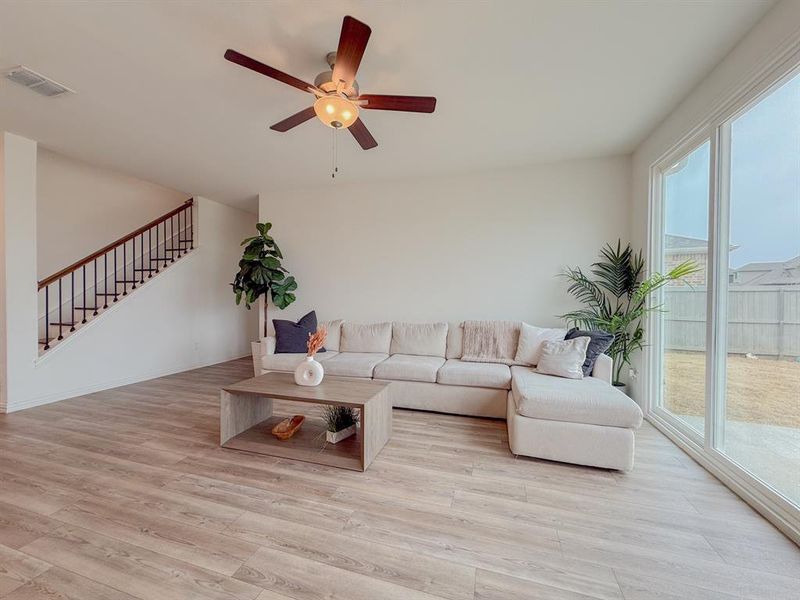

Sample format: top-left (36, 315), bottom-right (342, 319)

top-left (0, 0), bottom-right (774, 211)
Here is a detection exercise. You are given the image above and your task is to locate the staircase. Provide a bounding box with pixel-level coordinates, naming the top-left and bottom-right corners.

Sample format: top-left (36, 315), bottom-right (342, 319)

top-left (38, 199), bottom-right (194, 353)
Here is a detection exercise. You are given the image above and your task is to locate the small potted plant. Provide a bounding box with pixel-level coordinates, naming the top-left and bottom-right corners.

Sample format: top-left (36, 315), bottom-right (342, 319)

top-left (294, 326), bottom-right (327, 387)
top-left (323, 405), bottom-right (359, 444)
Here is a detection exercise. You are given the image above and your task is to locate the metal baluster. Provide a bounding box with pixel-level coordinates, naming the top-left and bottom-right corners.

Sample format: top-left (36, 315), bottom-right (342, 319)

top-left (148, 226), bottom-right (153, 278)
top-left (114, 247), bottom-right (119, 302)
top-left (139, 232), bottom-right (144, 284)
top-left (155, 222), bottom-right (160, 273)
top-left (131, 238), bottom-right (137, 290)
top-left (103, 252), bottom-right (109, 309)
top-left (81, 265), bottom-right (87, 323)
top-left (58, 278), bottom-right (64, 340)
top-left (163, 221), bottom-right (168, 268)
top-left (122, 239), bottom-right (128, 295)
top-left (170, 216), bottom-right (175, 263)
top-left (190, 202), bottom-right (194, 249)
top-left (43, 285), bottom-right (50, 350)
top-left (70, 272), bottom-right (76, 331)
top-left (177, 210), bottom-right (182, 257)
top-left (93, 258), bottom-right (99, 316)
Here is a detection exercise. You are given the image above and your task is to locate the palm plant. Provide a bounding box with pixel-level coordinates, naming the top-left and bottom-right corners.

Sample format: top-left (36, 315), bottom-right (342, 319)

top-left (560, 240), bottom-right (699, 385)
top-left (231, 222), bottom-right (297, 337)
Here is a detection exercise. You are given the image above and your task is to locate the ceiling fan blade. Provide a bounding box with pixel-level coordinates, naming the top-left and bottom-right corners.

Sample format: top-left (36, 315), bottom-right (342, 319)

top-left (359, 94), bottom-right (437, 113)
top-left (224, 49), bottom-right (314, 94)
top-left (270, 107), bottom-right (316, 132)
top-left (331, 16), bottom-right (371, 89)
top-left (349, 118), bottom-right (378, 150)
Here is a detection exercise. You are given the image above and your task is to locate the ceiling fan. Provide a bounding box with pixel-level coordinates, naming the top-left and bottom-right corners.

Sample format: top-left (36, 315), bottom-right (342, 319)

top-left (224, 15), bottom-right (436, 150)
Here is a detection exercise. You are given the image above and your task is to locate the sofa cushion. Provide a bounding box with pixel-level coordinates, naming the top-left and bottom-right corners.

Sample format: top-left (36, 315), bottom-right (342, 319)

top-left (262, 351), bottom-right (338, 372)
top-left (445, 322), bottom-right (463, 359)
top-left (374, 354), bottom-right (446, 383)
top-left (514, 323), bottom-right (568, 366)
top-left (436, 359), bottom-right (511, 390)
top-left (340, 322), bottom-right (392, 354)
top-left (323, 352), bottom-right (388, 378)
top-left (511, 366), bottom-right (642, 428)
top-left (390, 322), bottom-right (448, 357)
top-left (321, 319), bottom-right (344, 351)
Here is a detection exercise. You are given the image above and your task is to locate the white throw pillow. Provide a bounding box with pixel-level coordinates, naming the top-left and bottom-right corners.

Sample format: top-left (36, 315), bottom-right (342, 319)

top-left (536, 337), bottom-right (590, 379)
top-left (320, 319), bottom-right (344, 352)
top-left (514, 323), bottom-right (568, 366)
top-left (340, 322), bottom-right (392, 354)
top-left (390, 322), bottom-right (448, 357)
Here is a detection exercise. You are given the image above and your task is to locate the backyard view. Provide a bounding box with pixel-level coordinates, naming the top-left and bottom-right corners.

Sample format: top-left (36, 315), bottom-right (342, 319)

top-left (664, 352), bottom-right (800, 428)
top-left (661, 70), bottom-right (799, 507)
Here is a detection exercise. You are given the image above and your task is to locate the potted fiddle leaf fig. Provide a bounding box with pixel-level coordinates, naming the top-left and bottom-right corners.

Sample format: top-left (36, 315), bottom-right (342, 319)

top-left (231, 222), bottom-right (297, 337)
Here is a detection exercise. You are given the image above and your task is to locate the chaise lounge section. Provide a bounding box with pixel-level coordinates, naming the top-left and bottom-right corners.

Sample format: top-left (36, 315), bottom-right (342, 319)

top-left (252, 320), bottom-right (643, 470)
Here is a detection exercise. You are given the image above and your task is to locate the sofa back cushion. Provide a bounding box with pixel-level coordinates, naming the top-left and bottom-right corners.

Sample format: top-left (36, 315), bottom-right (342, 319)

top-left (341, 322), bottom-right (392, 354)
top-left (320, 319), bottom-right (344, 352)
top-left (390, 322), bottom-right (448, 357)
top-left (445, 322), bottom-right (463, 359)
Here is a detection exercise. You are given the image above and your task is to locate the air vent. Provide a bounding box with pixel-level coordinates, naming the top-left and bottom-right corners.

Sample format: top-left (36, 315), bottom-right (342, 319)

top-left (5, 66), bottom-right (74, 97)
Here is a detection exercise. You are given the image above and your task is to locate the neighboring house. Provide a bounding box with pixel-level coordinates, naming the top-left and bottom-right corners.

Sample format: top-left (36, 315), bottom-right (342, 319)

top-left (730, 255), bottom-right (800, 286)
top-left (664, 234), bottom-right (711, 286)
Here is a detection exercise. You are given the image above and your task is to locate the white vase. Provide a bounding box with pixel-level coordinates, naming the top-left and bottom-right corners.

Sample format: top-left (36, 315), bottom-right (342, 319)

top-left (326, 424), bottom-right (356, 444)
top-left (294, 356), bottom-right (324, 386)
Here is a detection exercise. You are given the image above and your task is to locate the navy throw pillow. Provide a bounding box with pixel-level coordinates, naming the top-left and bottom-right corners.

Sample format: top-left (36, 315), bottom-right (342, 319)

top-left (273, 311), bottom-right (326, 354)
top-left (564, 327), bottom-right (613, 377)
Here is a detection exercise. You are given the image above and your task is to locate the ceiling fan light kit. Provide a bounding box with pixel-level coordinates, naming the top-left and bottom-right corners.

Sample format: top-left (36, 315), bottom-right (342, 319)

top-left (224, 15), bottom-right (436, 154)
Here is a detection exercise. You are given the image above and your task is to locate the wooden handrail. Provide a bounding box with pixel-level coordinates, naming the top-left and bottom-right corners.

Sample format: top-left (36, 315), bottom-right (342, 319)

top-left (38, 198), bottom-right (193, 289)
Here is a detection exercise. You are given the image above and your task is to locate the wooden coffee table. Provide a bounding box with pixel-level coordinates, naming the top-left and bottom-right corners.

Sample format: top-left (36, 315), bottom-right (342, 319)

top-left (220, 372), bottom-right (392, 471)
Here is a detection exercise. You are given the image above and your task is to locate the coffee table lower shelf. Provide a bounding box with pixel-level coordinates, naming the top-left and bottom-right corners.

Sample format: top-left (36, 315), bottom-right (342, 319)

top-left (222, 414), bottom-right (363, 471)
top-left (220, 373), bottom-right (392, 472)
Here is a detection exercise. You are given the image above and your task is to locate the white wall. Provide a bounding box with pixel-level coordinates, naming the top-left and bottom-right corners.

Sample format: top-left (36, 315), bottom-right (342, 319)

top-left (1, 132), bottom-right (258, 413)
top-left (629, 0), bottom-right (800, 402)
top-left (259, 156), bottom-right (631, 332)
top-left (37, 148), bottom-right (187, 278)
top-left (0, 133), bottom-right (38, 412)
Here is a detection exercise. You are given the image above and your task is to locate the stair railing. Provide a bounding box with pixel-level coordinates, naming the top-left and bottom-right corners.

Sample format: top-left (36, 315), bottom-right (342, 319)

top-left (38, 198), bottom-right (194, 351)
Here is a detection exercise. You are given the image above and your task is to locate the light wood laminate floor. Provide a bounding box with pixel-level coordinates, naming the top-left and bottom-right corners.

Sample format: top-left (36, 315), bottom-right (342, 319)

top-left (0, 358), bottom-right (798, 600)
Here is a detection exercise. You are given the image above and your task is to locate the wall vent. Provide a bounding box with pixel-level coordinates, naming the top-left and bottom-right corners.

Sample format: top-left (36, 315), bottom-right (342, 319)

top-left (5, 66), bottom-right (75, 97)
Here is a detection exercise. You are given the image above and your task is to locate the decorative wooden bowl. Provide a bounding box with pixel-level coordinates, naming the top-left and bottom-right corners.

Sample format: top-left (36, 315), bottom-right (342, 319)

top-left (271, 415), bottom-right (305, 440)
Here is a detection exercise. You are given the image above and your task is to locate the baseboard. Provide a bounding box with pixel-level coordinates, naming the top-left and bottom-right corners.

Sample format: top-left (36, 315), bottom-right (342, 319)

top-left (646, 413), bottom-right (800, 546)
top-left (6, 351), bottom-right (252, 413)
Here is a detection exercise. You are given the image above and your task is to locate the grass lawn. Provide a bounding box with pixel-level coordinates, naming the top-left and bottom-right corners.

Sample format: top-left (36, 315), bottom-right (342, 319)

top-left (664, 351), bottom-right (800, 428)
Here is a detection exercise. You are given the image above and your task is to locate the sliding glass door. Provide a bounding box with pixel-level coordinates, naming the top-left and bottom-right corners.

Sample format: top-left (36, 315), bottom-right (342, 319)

top-left (653, 64), bottom-right (800, 521)
top-left (720, 70), bottom-right (800, 507)
top-left (660, 141), bottom-right (711, 437)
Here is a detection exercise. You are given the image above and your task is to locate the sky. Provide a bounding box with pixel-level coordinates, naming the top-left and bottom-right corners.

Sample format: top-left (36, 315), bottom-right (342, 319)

top-left (664, 72), bottom-right (800, 269)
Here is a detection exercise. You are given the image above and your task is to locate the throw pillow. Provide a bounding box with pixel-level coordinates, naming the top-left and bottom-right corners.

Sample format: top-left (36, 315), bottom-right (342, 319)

top-left (514, 322), bottom-right (568, 366)
top-left (273, 311), bottom-right (325, 354)
top-left (565, 327), bottom-right (614, 376)
top-left (536, 337), bottom-right (590, 379)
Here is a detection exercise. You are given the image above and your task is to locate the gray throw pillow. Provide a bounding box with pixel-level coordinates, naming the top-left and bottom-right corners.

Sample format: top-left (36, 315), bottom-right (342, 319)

top-left (565, 327), bottom-right (613, 376)
top-left (273, 311), bottom-right (325, 354)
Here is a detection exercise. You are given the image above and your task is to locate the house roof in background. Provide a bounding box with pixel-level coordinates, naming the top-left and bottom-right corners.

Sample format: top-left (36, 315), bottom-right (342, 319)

top-left (665, 234), bottom-right (709, 251)
top-left (0, 1), bottom-right (775, 210)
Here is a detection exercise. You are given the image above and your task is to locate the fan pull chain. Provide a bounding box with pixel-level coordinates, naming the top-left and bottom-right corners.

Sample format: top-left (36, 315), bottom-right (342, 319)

top-left (331, 128), bottom-right (340, 179)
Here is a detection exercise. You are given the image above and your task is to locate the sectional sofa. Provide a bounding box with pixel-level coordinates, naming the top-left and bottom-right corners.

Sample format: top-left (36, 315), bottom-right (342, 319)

top-left (251, 320), bottom-right (643, 470)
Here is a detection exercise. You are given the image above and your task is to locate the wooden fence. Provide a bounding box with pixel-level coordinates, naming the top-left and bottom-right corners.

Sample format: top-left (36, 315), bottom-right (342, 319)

top-left (664, 286), bottom-right (800, 358)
